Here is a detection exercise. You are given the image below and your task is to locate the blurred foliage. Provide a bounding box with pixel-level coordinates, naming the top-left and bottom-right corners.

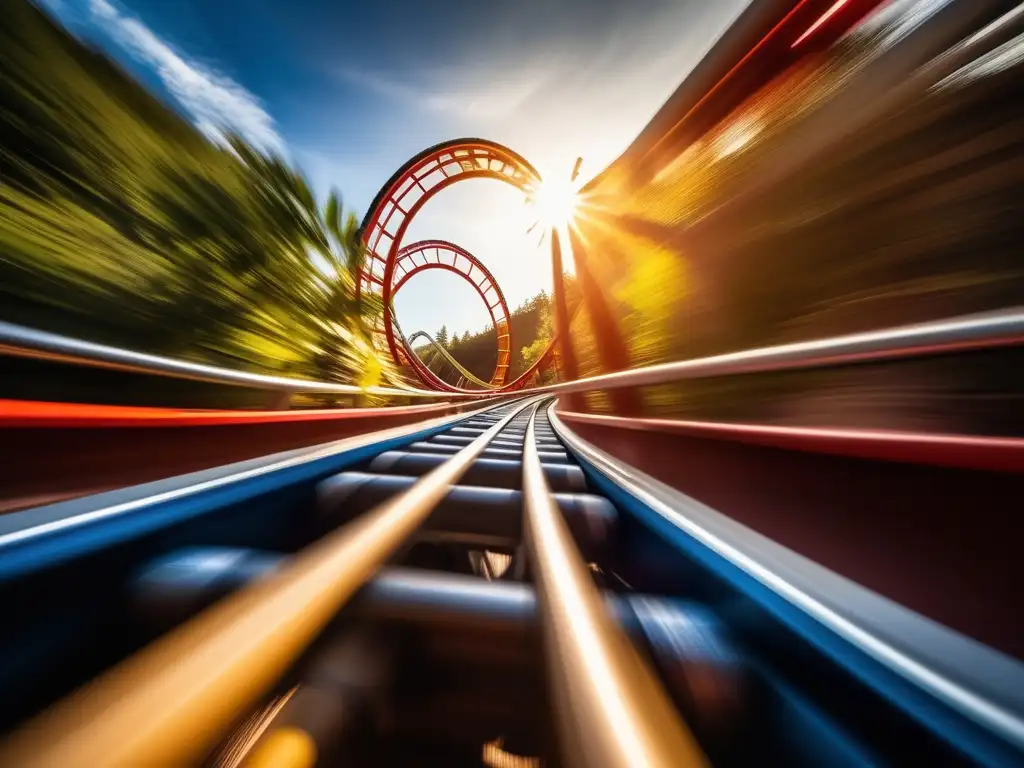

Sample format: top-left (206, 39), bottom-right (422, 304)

top-left (575, 8), bottom-right (1024, 430)
top-left (0, 0), bottom-right (397, 391)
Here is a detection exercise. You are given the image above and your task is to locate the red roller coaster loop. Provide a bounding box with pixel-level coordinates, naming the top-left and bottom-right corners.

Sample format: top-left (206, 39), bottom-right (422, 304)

top-left (359, 138), bottom-right (559, 392)
top-left (390, 240), bottom-right (512, 388)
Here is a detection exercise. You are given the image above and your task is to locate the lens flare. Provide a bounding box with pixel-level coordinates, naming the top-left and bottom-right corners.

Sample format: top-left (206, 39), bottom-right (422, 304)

top-left (528, 174), bottom-right (582, 231)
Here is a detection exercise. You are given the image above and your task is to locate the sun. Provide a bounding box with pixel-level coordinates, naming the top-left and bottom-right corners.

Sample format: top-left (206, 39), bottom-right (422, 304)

top-left (527, 173), bottom-right (582, 232)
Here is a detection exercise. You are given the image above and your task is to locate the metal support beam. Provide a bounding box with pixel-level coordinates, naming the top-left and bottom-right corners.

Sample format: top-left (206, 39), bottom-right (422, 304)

top-left (550, 230), bottom-right (583, 411)
top-left (567, 227), bottom-right (641, 415)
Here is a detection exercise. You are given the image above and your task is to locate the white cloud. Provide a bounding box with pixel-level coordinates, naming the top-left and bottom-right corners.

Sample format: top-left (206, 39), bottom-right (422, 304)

top-left (336, 60), bottom-right (561, 121)
top-left (88, 0), bottom-right (284, 153)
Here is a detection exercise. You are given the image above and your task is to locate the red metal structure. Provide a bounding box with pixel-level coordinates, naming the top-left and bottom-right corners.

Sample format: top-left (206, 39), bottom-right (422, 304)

top-left (359, 139), bottom-right (560, 392)
top-left (587, 0), bottom-right (890, 191)
top-left (390, 240), bottom-right (512, 388)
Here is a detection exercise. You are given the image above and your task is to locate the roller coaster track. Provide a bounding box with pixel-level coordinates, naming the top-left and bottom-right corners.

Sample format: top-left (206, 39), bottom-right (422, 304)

top-left (406, 330), bottom-right (499, 390)
top-left (381, 241), bottom-right (518, 390)
top-left (0, 309), bottom-right (1023, 766)
top-left (357, 149), bottom-right (575, 394)
top-left (0, 396), bottom-right (1021, 765)
top-left (2, 2), bottom-right (1024, 764)
top-left (387, 306), bottom-right (502, 392)
top-left (1, 315), bottom-right (1023, 764)
top-left (388, 285), bottom-right (565, 396)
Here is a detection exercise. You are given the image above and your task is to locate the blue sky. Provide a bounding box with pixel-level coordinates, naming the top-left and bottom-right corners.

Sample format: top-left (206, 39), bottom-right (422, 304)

top-left (42, 0), bottom-right (747, 339)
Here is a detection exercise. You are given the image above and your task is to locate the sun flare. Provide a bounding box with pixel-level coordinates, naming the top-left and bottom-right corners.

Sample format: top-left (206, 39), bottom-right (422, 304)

top-left (528, 173), bottom-right (582, 231)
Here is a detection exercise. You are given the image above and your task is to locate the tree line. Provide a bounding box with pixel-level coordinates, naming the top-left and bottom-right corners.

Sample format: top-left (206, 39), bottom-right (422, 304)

top-left (416, 290), bottom-right (555, 384)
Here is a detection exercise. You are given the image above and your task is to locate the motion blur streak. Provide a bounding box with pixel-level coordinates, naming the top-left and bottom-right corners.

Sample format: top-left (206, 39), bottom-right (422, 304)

top-left (792, 0), bottom-right (855, 46)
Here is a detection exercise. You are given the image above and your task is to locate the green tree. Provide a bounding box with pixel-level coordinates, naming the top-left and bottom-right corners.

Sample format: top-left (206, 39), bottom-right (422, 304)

top-left (0, 0), bottom-right (399, 392)
top-left (520, 297), bottom-right (552, 370)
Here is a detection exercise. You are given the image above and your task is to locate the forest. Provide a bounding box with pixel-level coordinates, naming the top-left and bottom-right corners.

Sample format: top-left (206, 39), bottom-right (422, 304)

top-left (414, 290), bottom-right (556, 386)
top-left (1, 0), bottom-right (394, 390)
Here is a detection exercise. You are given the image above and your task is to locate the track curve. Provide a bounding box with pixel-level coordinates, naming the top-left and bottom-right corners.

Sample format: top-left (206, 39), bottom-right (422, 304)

top-left (406, 331), bottom-right (497, 390)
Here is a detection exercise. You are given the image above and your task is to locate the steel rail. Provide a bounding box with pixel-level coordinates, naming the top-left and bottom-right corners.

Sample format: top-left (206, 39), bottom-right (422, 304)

top-left (538, 308), bottom-right (1024, 398)
top-left (0, 397), bottom-right (542, 767)
top-left (0, 398), bottom-right (478, 429)
top-left (2, 309), bottom-right (1022, 405)
top-left (0, 398), bottom-right (506, 560)
top-left (0, 320), bottom-right (488, 400)
top-left (547, 407), bottom-right (1024, 760)
top-left (521, 404), bottom-right (708, 768)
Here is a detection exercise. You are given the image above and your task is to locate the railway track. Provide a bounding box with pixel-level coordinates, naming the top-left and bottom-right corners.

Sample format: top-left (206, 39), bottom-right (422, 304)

top-left (0, 396), bottom-right (1021, 766)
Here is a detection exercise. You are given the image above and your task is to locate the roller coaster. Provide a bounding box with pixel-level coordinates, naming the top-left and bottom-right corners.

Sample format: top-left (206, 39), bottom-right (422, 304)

top-left (2, 1), bottom-right (1023, 766)
top-left (406, 331), bottom-right (498, 390)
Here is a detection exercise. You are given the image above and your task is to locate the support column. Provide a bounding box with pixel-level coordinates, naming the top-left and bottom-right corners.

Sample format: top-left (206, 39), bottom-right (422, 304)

top-left (568, 227), bottom-right (641, 415)
top-left (550, 229), bottom-right (583, 412)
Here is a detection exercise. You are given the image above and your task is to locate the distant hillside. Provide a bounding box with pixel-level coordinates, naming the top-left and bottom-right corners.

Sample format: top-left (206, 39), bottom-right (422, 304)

top-left (415, 278), bottom-right (584, 386)
top-left (448, 296), bottom-right (546, 382)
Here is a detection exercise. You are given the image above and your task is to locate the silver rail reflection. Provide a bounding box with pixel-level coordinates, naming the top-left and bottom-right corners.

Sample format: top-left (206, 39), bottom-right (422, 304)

top-left (0, 320), bottom-right (481, 400)
top-left (541, 308), bottom-right (1024, 397)
top-left (546, 406), bottom-right (1024, 754)
top-left (521, 404), bottom-right (708, 768)
top-left (3, 310), bottom-right (1023, 403)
